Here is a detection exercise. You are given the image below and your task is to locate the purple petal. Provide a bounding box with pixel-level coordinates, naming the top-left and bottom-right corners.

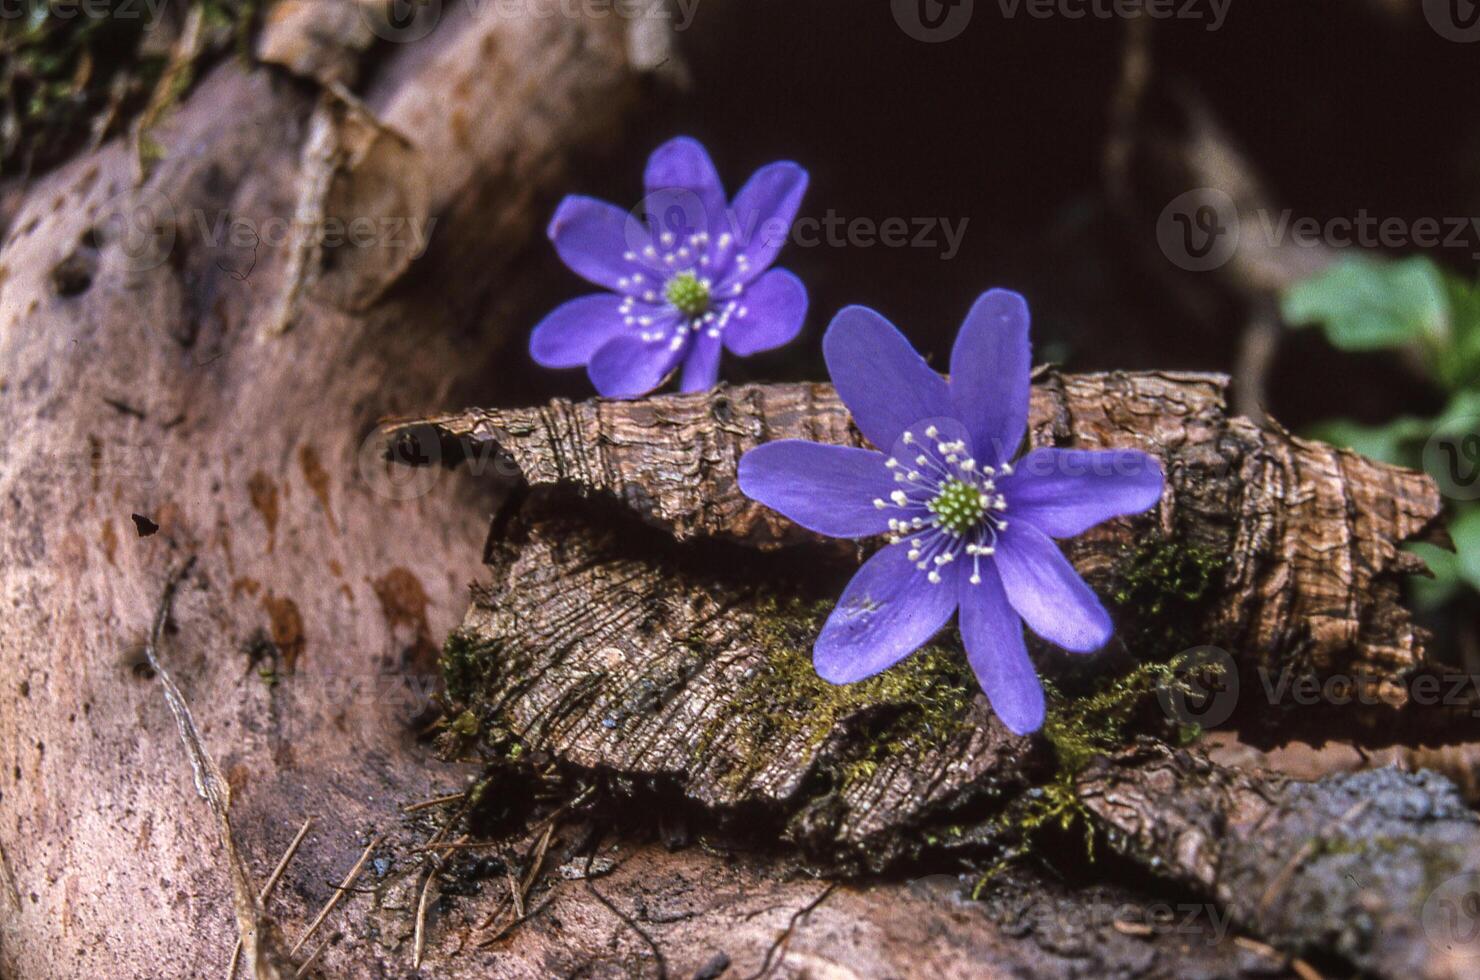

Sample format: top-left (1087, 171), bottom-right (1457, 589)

top-left (530, 293), bottom-right (637, 368)
top-left (959, 568), bottom-right (1044, 735)
top-left (994, 520), bottom-right (1112, 653)
top-left (949, 289), bottom-right (1032, 465)
top-left (724, 162), bottom-right (808, 280)
top-left (738, 441), bottom-right (897, 539)
top-left (724, 269), bottom-right (807, 356)
top-left (1003, 449), bottom-right (1164, 538)
top-left (587, 333), bottom-right (684, 399)
top-left (814, 541), bottom-right (960, 683)
top-left (679, 330), bottom-right (722, 393)
top-left (823, 306), bottom-right (952, 451)
top-left (644, 137), bottom-right (727, 242)
top-left (548, 196), bottom-right (646, 292)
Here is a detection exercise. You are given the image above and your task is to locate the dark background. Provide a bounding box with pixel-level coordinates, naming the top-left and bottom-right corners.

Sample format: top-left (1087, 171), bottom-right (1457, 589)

top-left (498, 0), bottom-right (1479, 435)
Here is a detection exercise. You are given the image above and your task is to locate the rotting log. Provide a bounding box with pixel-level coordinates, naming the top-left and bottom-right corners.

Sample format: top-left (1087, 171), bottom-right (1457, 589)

top-left (0, 4), bottom-right (651, 977)
top-left (392, 371), bottom-right (1445, 690)
top-left (1078, 741), bottom-right (1480, 980)
top-left (388, 376), bottom-right (1480, 975)
top-left (0, 4), bottom-right (1298, 977)
top-left (1, 3), bottom-right (1467, 978)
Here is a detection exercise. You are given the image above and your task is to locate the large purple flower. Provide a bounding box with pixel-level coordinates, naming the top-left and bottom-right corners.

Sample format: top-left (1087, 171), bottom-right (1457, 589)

top-left (530, 137), bottom-right (810, 399)
top-left (737, 291), bottom-right (1164, 735)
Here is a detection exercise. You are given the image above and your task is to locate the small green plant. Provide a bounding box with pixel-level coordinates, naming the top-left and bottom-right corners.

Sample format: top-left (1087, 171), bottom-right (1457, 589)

top-left (1282, 255), bottom-right (1480, 605)
top-left (1, 0), bottom-right (257, 177)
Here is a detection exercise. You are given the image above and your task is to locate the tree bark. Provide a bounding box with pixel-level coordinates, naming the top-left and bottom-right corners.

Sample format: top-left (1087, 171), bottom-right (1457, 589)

top-left (0, 4), bottom-right (1463, 978)
top-left (0, 5), bottom-right (644, 977)
top-left (404, 375), bottom-right (1473, 976)
top-left (396, 369), bottom-right (1444, 689)
top-left (1078, 741), bottom-right (1480, 980)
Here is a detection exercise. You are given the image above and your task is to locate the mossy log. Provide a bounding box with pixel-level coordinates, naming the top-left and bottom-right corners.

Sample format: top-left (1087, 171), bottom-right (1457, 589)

top-left (1079, 741), bottom-right (1480, 979)
top-left (392, 376), bottom-right (1480, 975)
top-left (396, 369), bottom-right (1444, 689)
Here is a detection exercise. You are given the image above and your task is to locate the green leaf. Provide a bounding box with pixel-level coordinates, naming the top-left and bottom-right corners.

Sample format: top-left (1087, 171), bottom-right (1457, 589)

top-left (1431, 390), bottom-right (1480, 436)
top-left (1449, 506), bottom-right (1480, 593)
top-left (1407, 541), bottom-right (1463, 610)
top-left (1440, 275), bottom-right (1480, 389)
top-left (1281, 256), bottom-right (1450, 353)
top-left (1307, 417), bottom-right (1431, 467)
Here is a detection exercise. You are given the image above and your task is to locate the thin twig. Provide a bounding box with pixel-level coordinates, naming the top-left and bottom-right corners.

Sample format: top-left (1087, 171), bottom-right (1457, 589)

top-left (519, 821), bottom-right (556, 909)
top-left (1258, 799), bottom-right (1370, 917)
top-left (290, 835), bottom-right (382, 957)
top-left (476, 894), bottom-right (554, 948)
top-left (145, 559), bottom-right (280, 978)
top-left (402, 792), bottom-right (466, 814)
top-left (742, 884), bottom-right (838, 980)
top-left (261, 818), bottom-right (316, 905)
top-left (506, 867), bottom-right (525, 920)
top-left (228, 817), bottom-right (315, 978)
top-left (583, 843), bottom-right (667, 980)
top-left (413, 834), bottom-right (468, 969)
top-left (292, 935), bottom-right (333, 979)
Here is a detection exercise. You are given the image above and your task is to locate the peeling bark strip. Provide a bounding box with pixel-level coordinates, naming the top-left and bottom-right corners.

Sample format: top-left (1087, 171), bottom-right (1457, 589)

top-left (397, 371), bottom-right (1443, 683)
top-left (444, 427), bottom-right (1475, 972)
top-left (453, 506), bottom-right (1041, 869)
top-left (1078, 743), bottom-right (1480, 980)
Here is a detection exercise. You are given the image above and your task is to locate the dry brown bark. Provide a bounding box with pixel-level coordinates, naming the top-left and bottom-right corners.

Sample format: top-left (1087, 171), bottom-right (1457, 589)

top-left (396, 369), bottom-right (1444, 687)
top-left (0, 4), bottom-right (1462, 979)
top-left (410, 375), bottom-right (1468, 975)
top-left (1078, 741), bottom-right (1480, 980)
top-left (0, 4), bottom-right (651, 977)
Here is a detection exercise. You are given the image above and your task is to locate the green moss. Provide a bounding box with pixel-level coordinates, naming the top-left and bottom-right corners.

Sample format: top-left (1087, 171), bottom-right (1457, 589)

top-left (441, 629), bottom-right (504, 705)
top-left (972, 651), bottom-right (1219, 894)
top-left (1, 1), bottom-right (259, 177)
top-left (1108, 537), bottom-right (1227, 658)
top-left (696, 595), bottom-right (977, 790)
top-left (1042, 654), bottom-right (1204, 772)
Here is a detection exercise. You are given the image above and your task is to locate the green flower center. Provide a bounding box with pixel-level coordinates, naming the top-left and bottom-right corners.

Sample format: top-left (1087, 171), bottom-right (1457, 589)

top-left (928, 478), bottom-right (988, 535)
top-left (664, 271), bottom-right (710, 317)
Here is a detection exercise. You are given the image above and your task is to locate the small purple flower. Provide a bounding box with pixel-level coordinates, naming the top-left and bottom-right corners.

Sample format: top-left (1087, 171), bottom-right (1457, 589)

top-left (530, 137), bottom-right (810, 399)
top-left (737, 291), bottom-right (1164, 735)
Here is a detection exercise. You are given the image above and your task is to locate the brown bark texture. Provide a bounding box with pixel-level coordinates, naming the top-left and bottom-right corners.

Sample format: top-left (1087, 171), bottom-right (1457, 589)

top-left (397, 369), bottom-right (1444, 687)
top-left (0, 2), bottom-right (1467, 979)
top-left (404, 373), bottom-right (1476, 977)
